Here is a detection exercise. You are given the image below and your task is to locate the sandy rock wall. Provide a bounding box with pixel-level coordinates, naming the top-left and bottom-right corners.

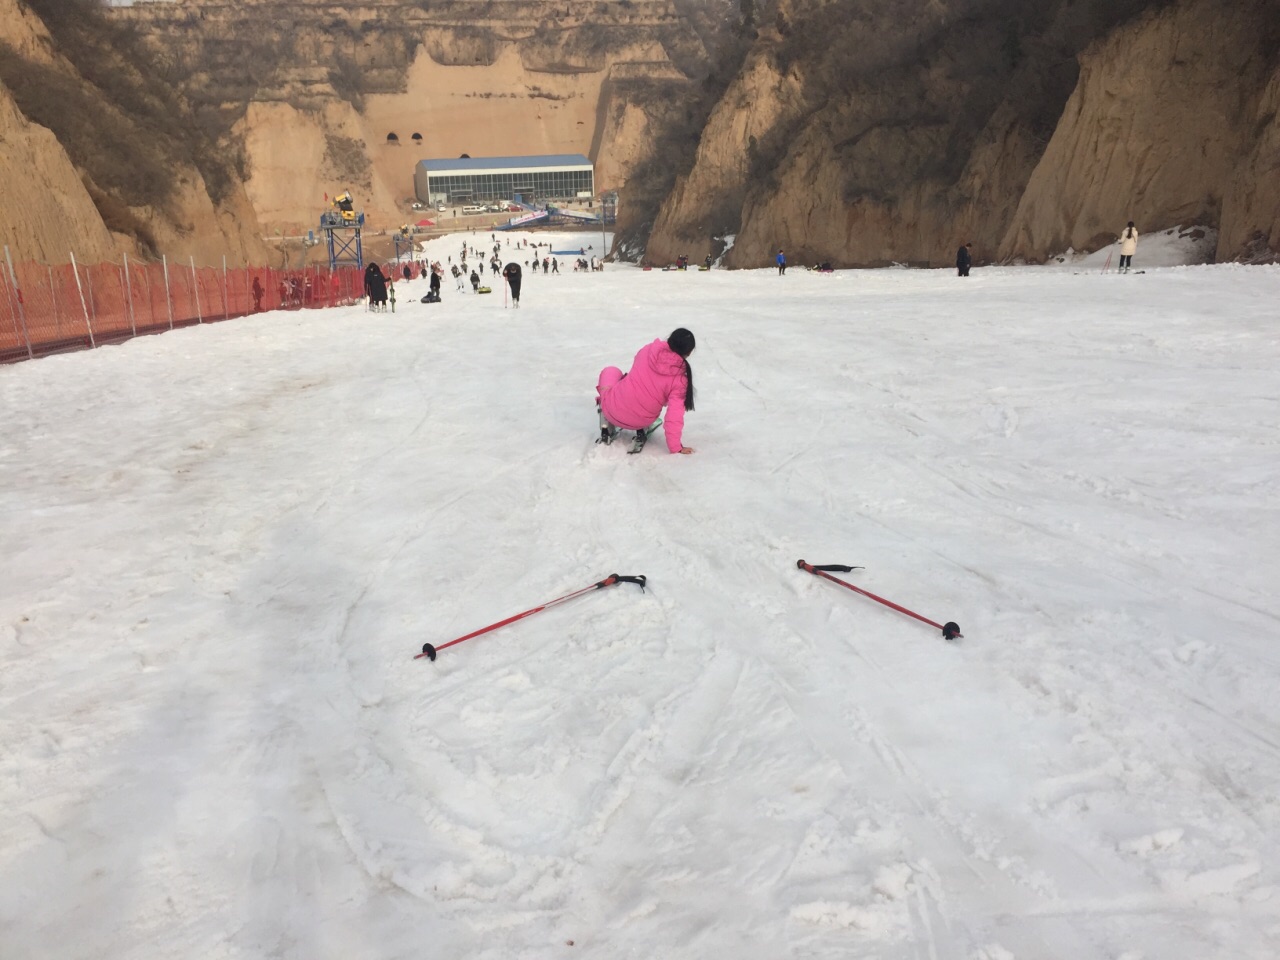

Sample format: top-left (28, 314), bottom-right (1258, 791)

top-left (0, 0), bottom-right (117, 263)
top-left (0, 84), bottom-right (120, 264)
top-left (644, 53), bottom-right (804, 266)
top-left (117, 0), bottom-right (709, 234)
top-left (648, 0), bottom-right (1280, 267)
top-left (0, 0), bottom-right (269, 266)
top-left (1214, 62), bottom-right (1280, 261)
top-left (725, 98), bottom-right (1047, 268)
top-left (1001, 0), bottom-right (1280, 262)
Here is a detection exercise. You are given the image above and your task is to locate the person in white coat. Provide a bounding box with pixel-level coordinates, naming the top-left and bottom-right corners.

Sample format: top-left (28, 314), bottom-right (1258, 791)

top-left (1119, 221), bottom-right (1139, 273)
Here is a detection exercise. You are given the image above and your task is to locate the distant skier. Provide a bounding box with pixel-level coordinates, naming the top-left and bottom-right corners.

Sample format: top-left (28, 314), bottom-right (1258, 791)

top-left (470, 269), bottom-right (480, 293)
top-left (251, 276), bottom-right (264, 311)
top-left (1119, 222), bottom-right (1139, 273)
top-left (956, 242), bottom-right (972, 277)
top-left (430, 265), bottom-right (442, 300)
top-left (595, 328), bottom-right (696, 455)
top-left (776, 249), bottom-right (787, 275)
top-left (503, 261), bottom-right (523, 306)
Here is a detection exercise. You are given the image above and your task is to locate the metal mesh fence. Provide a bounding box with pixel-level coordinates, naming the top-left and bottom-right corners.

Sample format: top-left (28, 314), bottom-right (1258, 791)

top-left (0, 256), bottom-right (385, 363)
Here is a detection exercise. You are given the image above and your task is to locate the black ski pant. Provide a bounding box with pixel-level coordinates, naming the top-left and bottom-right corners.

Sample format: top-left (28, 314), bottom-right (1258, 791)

top-left (1119, 254), bottom-right (1132, 270)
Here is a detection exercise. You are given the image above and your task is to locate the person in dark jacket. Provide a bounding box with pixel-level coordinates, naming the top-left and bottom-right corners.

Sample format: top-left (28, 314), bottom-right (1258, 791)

top-left (503, 261), bottom-right (523, 307)
top-left (956, 242), bottom-right (972, 277)
top-left (364, 263), bottom-right (388, 309)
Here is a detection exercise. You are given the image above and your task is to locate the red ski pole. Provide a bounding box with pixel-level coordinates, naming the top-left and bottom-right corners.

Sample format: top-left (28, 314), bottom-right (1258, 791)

top-left (416, 573), bottom-right (647, 661)
top-left (796, 560), bottom-right (962, 640)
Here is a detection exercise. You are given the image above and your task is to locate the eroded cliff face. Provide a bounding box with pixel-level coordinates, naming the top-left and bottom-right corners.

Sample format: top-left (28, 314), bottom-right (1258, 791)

top-left (0, 0), bottom-right (269, 266)
top-left (647, 0), bottom-right (1280, 267)
top-left (645, 53), bottom-right (803, 264)
top-left (1002, 0), bottom-right (1280, 262)
top-left (0, 83), bottom-right (119, 264)
top-left (117, 0), bottom-right (711, 233)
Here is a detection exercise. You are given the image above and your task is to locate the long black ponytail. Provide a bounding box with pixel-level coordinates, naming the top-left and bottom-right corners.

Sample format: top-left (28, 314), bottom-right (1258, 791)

top-left (667, 328), bottom-right (696, 412)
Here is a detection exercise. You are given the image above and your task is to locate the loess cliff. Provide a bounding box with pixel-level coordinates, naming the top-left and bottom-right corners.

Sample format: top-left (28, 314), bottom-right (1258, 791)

top-left (643, 0), bottom-right (1280, 267)
top-left (4, 0), bottom-right (1275, 269)
top-left (112, 0), bottom-right (713, 235)
top-left (0, 0), bottom-right (268, 266)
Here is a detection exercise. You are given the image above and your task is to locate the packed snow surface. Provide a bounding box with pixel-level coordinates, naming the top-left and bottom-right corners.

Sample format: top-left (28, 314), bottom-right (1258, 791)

top-left (2, 230), bottom-right (1279, 959)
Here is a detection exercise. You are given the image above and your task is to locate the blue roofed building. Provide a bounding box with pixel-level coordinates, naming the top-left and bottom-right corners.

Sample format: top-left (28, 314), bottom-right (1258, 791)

top-left (414, 154), bottom-right (594, 205)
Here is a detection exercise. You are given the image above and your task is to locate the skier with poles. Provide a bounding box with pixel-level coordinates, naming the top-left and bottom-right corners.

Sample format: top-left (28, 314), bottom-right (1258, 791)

top-left (1118, 221), bottom-right (1139, 273)
top-left (596, 328), bottom-right (696, 455)
top-left (503, 261), bottom-right (523, 307)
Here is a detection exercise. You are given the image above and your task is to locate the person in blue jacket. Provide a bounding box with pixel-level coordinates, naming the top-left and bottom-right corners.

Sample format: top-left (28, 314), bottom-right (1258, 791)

top-left (776, 248), bottom-right (787, 275)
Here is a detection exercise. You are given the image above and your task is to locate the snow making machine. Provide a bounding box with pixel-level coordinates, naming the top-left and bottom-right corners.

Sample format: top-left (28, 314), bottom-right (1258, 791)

top-left (320, 190), bottom-right (364, 270)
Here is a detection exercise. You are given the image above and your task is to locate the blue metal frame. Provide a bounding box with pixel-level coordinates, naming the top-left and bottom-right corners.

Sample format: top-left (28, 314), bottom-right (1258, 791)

top-left (321, 211), bottom-right (365, 271)
top-left (393, 233), bottom-right (416, 263)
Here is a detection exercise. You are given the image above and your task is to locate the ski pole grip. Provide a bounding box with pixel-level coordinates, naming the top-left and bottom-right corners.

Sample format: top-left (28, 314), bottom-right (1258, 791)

top-left (613, 574), bottom-right (647, 591)
top-left (797, 560), bottom-right (862, 573)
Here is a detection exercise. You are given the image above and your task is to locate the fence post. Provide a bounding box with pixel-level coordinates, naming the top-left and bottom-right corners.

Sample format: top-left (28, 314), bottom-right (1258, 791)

top-left (3, 245), bottom-right (34, 360)
top-left (190, 256), bottom-right (203, 323)
top-left (69, 250), bottom-right (96, 348)
top-left (162, 255), bottom-right (174, 329)
top-left (221, 255), bottom-right (229, 320)
top-left (84, 258), bottom-right (98, 331)
top-left (46, 264), bottom-right (59, 342)
top-left (123, 252), bottom-right (137, 337)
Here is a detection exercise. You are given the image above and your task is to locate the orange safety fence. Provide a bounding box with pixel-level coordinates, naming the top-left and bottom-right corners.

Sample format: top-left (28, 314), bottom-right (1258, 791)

top-left (0, 258), bottom-right (417, 363)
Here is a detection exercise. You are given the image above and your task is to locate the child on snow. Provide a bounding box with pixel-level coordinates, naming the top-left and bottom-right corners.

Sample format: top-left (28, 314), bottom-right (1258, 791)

top-left (596, 328), bottom-right (697, 454)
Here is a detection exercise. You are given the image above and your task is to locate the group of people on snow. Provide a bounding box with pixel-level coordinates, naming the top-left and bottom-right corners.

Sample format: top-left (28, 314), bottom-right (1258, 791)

top-left (953, 221), bottom-right (1140, 276)
top-left (359, 211), bottom-right (1146, 458)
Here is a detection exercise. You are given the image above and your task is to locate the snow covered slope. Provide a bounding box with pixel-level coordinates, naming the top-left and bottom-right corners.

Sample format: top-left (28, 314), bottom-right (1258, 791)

top-left (2, 236), bottom-right (1278, 959)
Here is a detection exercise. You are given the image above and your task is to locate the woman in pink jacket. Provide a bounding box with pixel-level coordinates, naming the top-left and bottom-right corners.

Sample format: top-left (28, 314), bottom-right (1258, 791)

top-left (596, 328), bottom-right (696, 454)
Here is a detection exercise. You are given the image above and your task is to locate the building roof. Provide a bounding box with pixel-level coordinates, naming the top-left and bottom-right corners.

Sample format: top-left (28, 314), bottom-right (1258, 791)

top-left (417, 154), bottom-right (593, 175)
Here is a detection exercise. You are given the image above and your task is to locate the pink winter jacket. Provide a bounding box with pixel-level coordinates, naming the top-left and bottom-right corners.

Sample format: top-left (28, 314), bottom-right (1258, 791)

top-left (602, 339), bottom-right (689, 453)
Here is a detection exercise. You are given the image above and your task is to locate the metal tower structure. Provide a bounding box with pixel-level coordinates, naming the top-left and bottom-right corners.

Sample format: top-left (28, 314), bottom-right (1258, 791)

top-left (321, 192), bottom-right (364, 271)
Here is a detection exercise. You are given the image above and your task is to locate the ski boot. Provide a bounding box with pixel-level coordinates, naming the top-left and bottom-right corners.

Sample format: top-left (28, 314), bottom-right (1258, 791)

top-left (596, 402), bottom-right (617, 445)
top-left (628, 421), bottom-right (659, 455)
